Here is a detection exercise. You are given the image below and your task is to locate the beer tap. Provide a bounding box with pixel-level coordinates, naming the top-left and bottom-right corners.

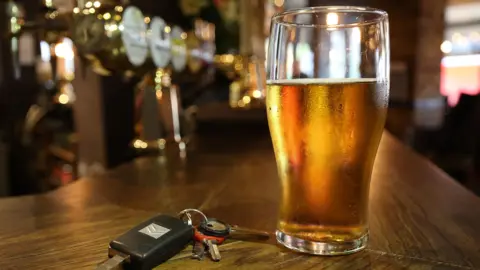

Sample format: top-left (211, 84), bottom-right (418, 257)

top-left (71, 1), bottom-right (149, 75)
top-left (215, 0), bottom-right (281, 109)
top-left (68, 0), bottom-right (154, 172)
top-left (132, 18), bottom-right (216, 156)
top-left (69, 0), bottom-right (207, 167)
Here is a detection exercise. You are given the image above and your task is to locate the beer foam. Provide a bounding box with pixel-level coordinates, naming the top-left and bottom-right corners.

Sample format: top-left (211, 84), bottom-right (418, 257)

top-left (267, 78), bottom-right (380, 85)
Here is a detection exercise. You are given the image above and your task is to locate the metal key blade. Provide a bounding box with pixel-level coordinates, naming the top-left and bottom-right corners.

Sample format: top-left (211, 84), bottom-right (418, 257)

top-left (96, 255), bottom-right (128, 270)
top-left (191, 241), bottom-right (205, 261)
top-left (229, 225), bottom-right (270, 241)
top-left (204, 239), bottom-right (221, 262)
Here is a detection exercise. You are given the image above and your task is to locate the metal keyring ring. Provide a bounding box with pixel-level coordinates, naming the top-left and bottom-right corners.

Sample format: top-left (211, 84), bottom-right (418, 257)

top-left (179, 212), bottom-right (193, 226)
top-left (177, 208), bottom-right (208, 226)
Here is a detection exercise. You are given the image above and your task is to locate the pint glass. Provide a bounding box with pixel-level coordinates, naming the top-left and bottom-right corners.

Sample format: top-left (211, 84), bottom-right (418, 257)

top-left (266, 7), bottom-right (389, 255)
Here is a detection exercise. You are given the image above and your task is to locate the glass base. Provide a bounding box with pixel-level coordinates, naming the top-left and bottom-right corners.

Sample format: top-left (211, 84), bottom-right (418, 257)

top-left (276, 230), bottom-right (368, 256)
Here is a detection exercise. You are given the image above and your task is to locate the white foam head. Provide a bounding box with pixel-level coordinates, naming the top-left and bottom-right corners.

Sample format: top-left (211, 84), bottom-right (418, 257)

top-left (266, 78), bottom-right (379, 85)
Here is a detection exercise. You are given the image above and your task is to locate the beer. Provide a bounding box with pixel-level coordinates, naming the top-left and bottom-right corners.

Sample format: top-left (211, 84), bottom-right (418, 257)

top-left (266, 78), bottom-right (388, 245)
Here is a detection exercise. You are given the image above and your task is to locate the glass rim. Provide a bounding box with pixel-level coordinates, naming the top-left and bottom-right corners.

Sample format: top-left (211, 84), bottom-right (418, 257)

top-left (271, 6), bottom-right (388, 28)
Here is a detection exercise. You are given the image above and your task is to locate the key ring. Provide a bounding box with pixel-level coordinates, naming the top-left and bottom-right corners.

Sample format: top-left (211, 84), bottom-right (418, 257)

top-left (179, 212), bottom-right (193, 226)
top-left (177, 208), bottom-right (208, 226)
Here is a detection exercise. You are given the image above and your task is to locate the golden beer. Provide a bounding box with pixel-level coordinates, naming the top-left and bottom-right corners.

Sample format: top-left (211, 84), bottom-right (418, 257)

top-left (266, 78), bottom-right (388, 250)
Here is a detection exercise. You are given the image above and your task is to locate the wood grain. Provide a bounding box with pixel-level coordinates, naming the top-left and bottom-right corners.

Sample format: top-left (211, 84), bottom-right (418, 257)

top-left (0, 132), bottom-right (479, 269)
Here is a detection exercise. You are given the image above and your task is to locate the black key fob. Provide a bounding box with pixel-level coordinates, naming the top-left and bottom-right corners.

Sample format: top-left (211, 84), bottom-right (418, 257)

top-left (109, 214), bottom-right (193, 270)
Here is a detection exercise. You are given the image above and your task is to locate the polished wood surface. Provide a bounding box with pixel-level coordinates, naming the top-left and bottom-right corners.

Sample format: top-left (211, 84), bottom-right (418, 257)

top-left (0, 131), bottom-right (479, 269)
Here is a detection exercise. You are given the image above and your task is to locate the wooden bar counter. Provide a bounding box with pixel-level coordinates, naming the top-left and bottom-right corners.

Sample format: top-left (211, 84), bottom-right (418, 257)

top-left (0, 130), bottom-right (479, 269)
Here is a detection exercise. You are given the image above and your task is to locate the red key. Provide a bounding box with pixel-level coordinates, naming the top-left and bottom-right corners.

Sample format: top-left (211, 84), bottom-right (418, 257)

top-left (194, 228), bottom-right (225, 244)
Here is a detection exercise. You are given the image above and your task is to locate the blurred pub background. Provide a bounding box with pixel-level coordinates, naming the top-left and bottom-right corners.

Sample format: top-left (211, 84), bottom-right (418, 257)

top-left (0, 0), bottom-right (479, 197)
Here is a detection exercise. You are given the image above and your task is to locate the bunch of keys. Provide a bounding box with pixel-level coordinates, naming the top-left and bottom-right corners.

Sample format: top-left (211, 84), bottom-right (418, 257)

top-left (191, 216), bottom-right (270, 261)
top-left (96, 209), bottom-right (269, 270)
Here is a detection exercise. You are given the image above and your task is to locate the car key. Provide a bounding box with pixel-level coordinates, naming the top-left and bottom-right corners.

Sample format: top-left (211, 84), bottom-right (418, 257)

top-left (97, 214), bottom-right (193, 270)
top-left (198, 218), bottom-right (270, 242)
top-left (191, 240), bottom-right (206, 260)
top-left (204, 239), bottom-right (221, 262)
top-left (193, 228), bottom-right (225, 262)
